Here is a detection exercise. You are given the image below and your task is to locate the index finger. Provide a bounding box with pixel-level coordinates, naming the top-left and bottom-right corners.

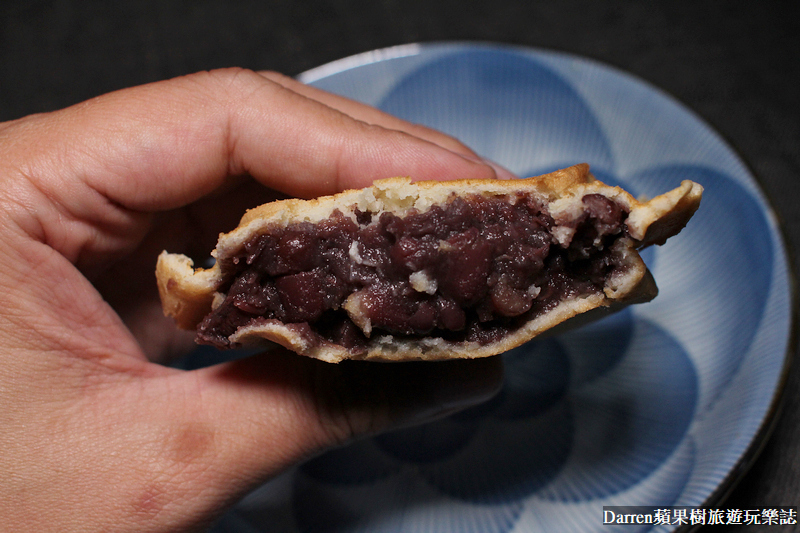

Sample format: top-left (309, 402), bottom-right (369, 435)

top-left (9, 68), bottom-right (501, 215)
top-left (258, 71), bottom-right (518, 181)
top-left (257, 71), bottom-right (480, 158)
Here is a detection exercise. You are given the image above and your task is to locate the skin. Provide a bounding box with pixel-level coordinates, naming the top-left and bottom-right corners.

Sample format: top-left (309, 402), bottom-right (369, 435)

top-left (0, 68), bottom-right (507, 532)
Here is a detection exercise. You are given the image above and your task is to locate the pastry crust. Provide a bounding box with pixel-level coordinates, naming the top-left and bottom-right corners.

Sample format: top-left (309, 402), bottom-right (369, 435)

top-left (157, 164), bottom-right (702, 362)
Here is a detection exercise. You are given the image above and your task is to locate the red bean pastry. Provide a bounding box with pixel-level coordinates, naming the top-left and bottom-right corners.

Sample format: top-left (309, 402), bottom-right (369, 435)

top-left (157, 164), bottom-right (702, 363)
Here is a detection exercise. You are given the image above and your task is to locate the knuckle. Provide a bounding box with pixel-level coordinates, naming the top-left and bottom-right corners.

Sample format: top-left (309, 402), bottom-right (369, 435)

top-left (184, 67), bottom-right (271, 104)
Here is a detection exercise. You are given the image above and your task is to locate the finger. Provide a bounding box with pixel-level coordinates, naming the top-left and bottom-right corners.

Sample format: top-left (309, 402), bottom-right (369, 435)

top-left (257, 71), bottom-right (480, 157)
top-left (6, 68), bottom-right (500, 215)
top-left (258, 70), bottom-right (518, 180)
top-left (166, 351), bottom-right (504, 511)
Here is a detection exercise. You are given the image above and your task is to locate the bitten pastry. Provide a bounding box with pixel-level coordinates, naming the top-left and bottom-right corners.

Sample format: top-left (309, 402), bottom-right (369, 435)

top-left (157, 164), bottom-right (702, 363)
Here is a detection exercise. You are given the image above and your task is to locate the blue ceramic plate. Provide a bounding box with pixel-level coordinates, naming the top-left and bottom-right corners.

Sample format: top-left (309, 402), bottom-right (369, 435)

top-left (214, 43), bottom-right (793, 533)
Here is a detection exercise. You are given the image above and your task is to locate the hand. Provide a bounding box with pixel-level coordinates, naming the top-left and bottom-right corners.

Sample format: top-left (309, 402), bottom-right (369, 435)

top-left (0, 69), bottom-right (505, 532)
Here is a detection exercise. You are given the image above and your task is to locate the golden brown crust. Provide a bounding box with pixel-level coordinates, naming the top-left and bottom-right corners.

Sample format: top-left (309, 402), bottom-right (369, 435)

top-left (156, 254), bottom-right (223, 330)
top-left (156, 164), bottom-right (702, 363)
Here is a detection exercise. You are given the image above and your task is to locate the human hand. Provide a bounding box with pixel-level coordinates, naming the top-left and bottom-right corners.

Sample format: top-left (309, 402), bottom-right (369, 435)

top-left (0, 69), bottom-right (505, 532)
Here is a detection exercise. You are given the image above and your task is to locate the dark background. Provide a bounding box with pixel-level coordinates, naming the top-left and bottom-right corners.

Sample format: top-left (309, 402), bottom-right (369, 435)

top-left (3, 1), bottom-right (798, 530)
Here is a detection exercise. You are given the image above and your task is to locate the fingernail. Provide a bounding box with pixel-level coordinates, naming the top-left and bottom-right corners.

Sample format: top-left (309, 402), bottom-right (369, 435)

top-left (460, 153), bottom-right (518, 180)
top-left (481, 158), bottom-right (518, 180)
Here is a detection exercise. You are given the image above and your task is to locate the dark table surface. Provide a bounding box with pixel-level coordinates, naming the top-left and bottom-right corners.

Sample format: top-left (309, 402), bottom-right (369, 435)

top-left (3, 1), bottom-right (798, 531)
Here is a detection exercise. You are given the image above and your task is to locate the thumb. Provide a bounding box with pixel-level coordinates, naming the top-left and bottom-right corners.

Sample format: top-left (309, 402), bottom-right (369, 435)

top-left (152, 351), bottom-right (503, 529)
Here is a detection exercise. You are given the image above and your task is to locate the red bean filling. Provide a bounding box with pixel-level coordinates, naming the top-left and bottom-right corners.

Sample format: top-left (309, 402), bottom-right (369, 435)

top-left (196, 193), bottom-right (628, 352)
